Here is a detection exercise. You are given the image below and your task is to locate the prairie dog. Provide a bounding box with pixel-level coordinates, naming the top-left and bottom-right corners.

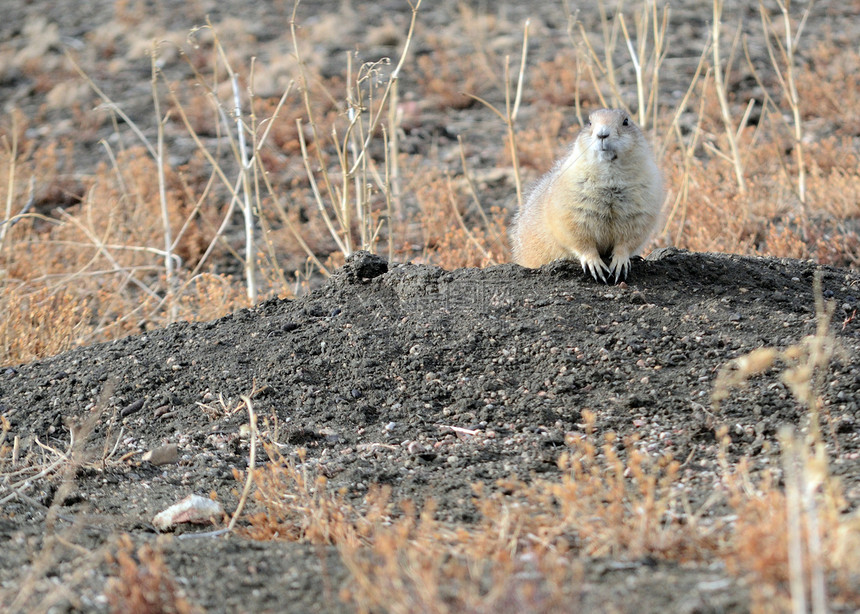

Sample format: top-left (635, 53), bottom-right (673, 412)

top-left (510, 108), bottom-right (663, 282)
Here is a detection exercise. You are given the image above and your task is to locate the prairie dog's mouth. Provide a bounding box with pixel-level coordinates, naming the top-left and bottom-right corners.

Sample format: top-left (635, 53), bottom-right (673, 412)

top-left (595, 140), bottom-right (618, 162)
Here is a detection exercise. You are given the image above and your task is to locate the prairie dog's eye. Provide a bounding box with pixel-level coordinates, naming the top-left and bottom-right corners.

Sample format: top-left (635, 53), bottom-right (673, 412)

top-left (622, 117), bottom-right (630, 126)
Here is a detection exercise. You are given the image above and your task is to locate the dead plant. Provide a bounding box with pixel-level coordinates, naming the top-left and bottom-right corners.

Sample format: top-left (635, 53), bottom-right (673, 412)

top-left (105, 535), bottom-right (200, 614)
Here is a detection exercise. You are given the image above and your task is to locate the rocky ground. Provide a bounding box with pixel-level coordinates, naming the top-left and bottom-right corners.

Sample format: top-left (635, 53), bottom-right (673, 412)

top-left (2, 249), bottom-right (860, 612)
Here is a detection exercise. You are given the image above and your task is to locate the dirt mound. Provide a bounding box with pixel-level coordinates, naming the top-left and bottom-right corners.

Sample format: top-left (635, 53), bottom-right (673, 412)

top-left (2, 250), bottom-right (859, 612)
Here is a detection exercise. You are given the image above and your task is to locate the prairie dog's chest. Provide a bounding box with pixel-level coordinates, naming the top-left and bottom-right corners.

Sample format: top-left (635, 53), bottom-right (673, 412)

top-left (569, 173), bottom-right (640, 219)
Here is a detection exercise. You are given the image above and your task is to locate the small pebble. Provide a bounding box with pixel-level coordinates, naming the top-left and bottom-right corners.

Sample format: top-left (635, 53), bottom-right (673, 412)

top-left (142, 443), bottom-right (179, 466)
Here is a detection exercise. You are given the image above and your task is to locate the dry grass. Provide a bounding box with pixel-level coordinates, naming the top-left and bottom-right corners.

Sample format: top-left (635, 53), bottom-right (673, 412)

top-left (105, 535), bottom-right (199, 614)
top-left (1, 0), bottom-right (858, 365)
top-left (238, 395), bottom-right (859, 613)
top-left (1, 409), bottom-right (132, 613)
top-left (2, 1), bottom-right (860, 612)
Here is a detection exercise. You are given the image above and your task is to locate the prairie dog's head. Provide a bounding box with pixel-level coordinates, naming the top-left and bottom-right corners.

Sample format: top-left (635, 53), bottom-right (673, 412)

top-left (577, 108), bottom-right (644, 163)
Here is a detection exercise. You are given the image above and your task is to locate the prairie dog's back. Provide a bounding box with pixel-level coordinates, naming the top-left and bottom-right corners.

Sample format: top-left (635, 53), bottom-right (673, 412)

top-left (510, 109), bottom-right (663, 282)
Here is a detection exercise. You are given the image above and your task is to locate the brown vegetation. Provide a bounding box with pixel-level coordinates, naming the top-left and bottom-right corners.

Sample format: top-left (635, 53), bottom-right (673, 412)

top-left (2, 1), bottom-right (859, 612)
top-left (2, 0), bottom-right (858, 367)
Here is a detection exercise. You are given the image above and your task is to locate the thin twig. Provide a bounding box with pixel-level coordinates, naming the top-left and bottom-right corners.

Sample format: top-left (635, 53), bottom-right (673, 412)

top-left (149, 45), bottom-right (176, 318)
top-left (712, 0), bottom-right (747, 194)
top-left (445, 178), bottom-right (493, 264)
top-left (227, 395), bottom-right (258, 532)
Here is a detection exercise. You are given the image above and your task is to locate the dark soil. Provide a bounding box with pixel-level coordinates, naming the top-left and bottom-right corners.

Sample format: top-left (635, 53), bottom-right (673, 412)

top-left (2, 249), bottom-right (860, 612)
top-left (3, 1), bottom-right (860, 612)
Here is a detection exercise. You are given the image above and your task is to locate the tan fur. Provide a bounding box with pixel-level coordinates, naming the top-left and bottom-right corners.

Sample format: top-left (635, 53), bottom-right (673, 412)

top-left (510, 108), bottom-right (663, 282)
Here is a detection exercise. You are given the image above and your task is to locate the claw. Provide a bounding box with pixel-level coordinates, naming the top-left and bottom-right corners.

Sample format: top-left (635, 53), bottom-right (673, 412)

top-left (612, 260), bottom-right (628, 283)
top-left (609, 253), bottom-right (631, 283)
top-left (580, 253), bottom-right (609, 282)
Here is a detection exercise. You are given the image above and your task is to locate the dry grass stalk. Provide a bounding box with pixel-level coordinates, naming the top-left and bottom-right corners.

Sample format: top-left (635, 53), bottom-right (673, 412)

top-left (105, 535), bottom-right (200, 614)
top-left (760, 0), bottom-right (810, 208)
top-left (225, 395), bottom-right (258, 534)
top-left (239, 444), bottom-right (374, 546)
top-left (466, 412), bottom-right (718, 563)
top-left (149, 44), bottom-right (178, 314)
top-left (572, 0), bottom-right (668, 131)
top-left (290, 0), bottom-right (422, 259)
top-left (711, 0), bottom-right (748, 195)
top-left (0, 424), bottom-right (75, 509)
top-left (467, 18), bottom-right (529, 208)
top-left (1, 408), bottom-right (123, 612)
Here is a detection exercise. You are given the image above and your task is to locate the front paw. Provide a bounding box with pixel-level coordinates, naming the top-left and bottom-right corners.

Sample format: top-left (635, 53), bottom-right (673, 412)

top-left (580, 252), bottom-right (610, 282)
top-left (608, 252), bottom-right (631, 282)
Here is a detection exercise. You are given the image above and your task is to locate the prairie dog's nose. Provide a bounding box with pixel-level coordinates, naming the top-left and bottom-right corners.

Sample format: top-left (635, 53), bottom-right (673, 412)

top-left (595, 124), bottom-right (611, 140)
